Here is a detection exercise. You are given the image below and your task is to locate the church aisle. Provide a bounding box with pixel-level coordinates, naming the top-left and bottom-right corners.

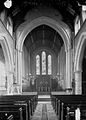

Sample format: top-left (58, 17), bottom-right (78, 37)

top-left (31, 101), bottom-right (58, 120)
top-left (47, 102), bottom-right (58, 120)
top-left (31, 103), bottom-right (43, 120)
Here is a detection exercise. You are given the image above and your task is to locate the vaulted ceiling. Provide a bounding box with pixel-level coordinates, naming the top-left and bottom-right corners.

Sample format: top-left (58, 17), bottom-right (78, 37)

top-left (24, 25), bottom-right (63, 55)
top-left (0, 0), bottom-right (86, 31)
top-left (1, 0), bottom-right (86, 55)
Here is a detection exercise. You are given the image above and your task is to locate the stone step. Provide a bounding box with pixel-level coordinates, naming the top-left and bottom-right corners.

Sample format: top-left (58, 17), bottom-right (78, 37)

top-left (38, 95), bottom-right (51, 101)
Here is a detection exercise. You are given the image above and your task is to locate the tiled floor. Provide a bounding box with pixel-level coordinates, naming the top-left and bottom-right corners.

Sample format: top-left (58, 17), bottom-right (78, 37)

top-left (31, 96), bottom-right (58, 120)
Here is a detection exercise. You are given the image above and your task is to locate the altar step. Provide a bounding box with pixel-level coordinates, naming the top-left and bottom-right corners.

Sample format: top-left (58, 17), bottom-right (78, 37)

top-left (38, 95), bottom-right (51, 102)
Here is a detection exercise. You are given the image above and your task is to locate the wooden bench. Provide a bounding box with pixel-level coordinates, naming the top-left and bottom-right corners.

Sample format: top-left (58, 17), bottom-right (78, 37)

top-left (0, 105), bottom-right (23, 120)
top-left (51, 95), bottom-right (86, 120)
top-left (0, 95), bottom-right (38, 120)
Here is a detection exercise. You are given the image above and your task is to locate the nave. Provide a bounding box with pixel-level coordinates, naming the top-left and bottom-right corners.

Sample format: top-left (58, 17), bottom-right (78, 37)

top-left (31, 95), bottom-right (57, 120)
top-left (0, 94), bottom-right (86, 120)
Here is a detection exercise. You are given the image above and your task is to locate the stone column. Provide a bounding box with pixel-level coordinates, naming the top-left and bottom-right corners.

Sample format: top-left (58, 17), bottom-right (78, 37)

top-left (75, 70), bottom-right (82, 94)
top-left (17, 50), bottom-right (22, 93)
top-left (66, 48), bottom-right (72, 93)
top-left (7, 71), bottom-right (14, 94)
top-left (15, 49), bottom-right (22, 94)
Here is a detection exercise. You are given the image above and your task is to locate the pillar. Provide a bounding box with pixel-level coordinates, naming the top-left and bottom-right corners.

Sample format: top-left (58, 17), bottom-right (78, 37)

top-left (66, 48), bottom-right (72, 93)
top-left (15, 49), bottom-right (22, 94)
top-left (7, 71), bottom-right (14, 94)
top-left (18, 50), bottom-right (22, 93)
top-left (75, 70), bottom-right (82, 94)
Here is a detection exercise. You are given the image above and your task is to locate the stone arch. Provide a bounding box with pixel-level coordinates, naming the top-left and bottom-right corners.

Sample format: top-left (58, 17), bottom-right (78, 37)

top-left (16, 16), bottom-right (71, 93)
top-left (74, 32), bottom-right (86, 94)
top-left (0, 35), bottom-right (14, 94)
top-left (16, 16), bottom-right (71, 52)
top-left (74, 32), bottom-right (86, 72)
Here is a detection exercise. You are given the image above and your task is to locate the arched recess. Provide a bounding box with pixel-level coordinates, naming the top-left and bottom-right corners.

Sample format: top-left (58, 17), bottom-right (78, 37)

top-left (0, 35), bottom-right (14, 95)
top-left (16, 16), bottom-right (71, 93)
top-left (74, 32), bottom-right (86, 94)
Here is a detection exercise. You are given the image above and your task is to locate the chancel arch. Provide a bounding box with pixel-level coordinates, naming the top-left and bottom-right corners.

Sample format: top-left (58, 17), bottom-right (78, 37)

top-left (16, 14), bottom-right (71, 94)
top-left (20, 24), bottom-right (71, 94)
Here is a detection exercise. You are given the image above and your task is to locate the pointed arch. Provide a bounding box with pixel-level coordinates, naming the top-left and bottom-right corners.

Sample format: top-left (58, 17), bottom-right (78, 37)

top-left (16, 16), bottom-right (71, 52)
top-left (74, 32), bottom-right (86, 72)
top-left (16, 15), bottom-right (71, 92)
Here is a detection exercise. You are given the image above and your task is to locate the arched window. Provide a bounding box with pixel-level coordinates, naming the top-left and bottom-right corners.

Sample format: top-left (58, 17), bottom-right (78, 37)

top-left (36, 55), bottom-right (40, 75)
top-left (42, 51), bottom-right (46, 75)
top-left (48, 55), bottom-right (52, 75)
top-left (36, 51), bottom-right (52, 75)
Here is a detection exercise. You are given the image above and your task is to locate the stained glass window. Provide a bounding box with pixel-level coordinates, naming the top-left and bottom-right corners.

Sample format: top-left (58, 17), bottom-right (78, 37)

top-left (36, 51), bottom-right (52, 75)
top-left (36, 55), bottom-right (40, 75)
top-left (48, 55), bottom-right (52, 74)
top-left (42, 51), bottom-right (46, 75)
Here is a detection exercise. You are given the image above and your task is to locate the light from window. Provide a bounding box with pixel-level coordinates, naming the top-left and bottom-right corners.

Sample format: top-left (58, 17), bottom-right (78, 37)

top-left (36, 51), bottom-right (52, 75)
top-left (42, 51), bottom-right (46, 75)
top-left (48, 55), bottom-right (52, 75)
top-left (36, 55), bottom-right (40, 75)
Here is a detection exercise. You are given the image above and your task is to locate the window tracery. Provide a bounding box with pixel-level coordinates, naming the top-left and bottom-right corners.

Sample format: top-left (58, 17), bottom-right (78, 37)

top-left (36, 51), bottom-right (52, 75)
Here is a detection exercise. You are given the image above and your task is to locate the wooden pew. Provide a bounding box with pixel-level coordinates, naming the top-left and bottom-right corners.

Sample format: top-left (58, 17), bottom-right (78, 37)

top-left (7, 115), bottom-right (13, 120)
top-left (0, 95), bottom-right (38, 120)
top-left (51, 95), bottom-right (86, 120)
top-left (0, 114), bottom-right (13, 120)
top-left (0, 105), bottom-right (23, 120)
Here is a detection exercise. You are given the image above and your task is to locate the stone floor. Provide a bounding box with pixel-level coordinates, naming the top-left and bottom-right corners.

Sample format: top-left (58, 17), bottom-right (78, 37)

top-left (31, 95), bottom-right (58, 120)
